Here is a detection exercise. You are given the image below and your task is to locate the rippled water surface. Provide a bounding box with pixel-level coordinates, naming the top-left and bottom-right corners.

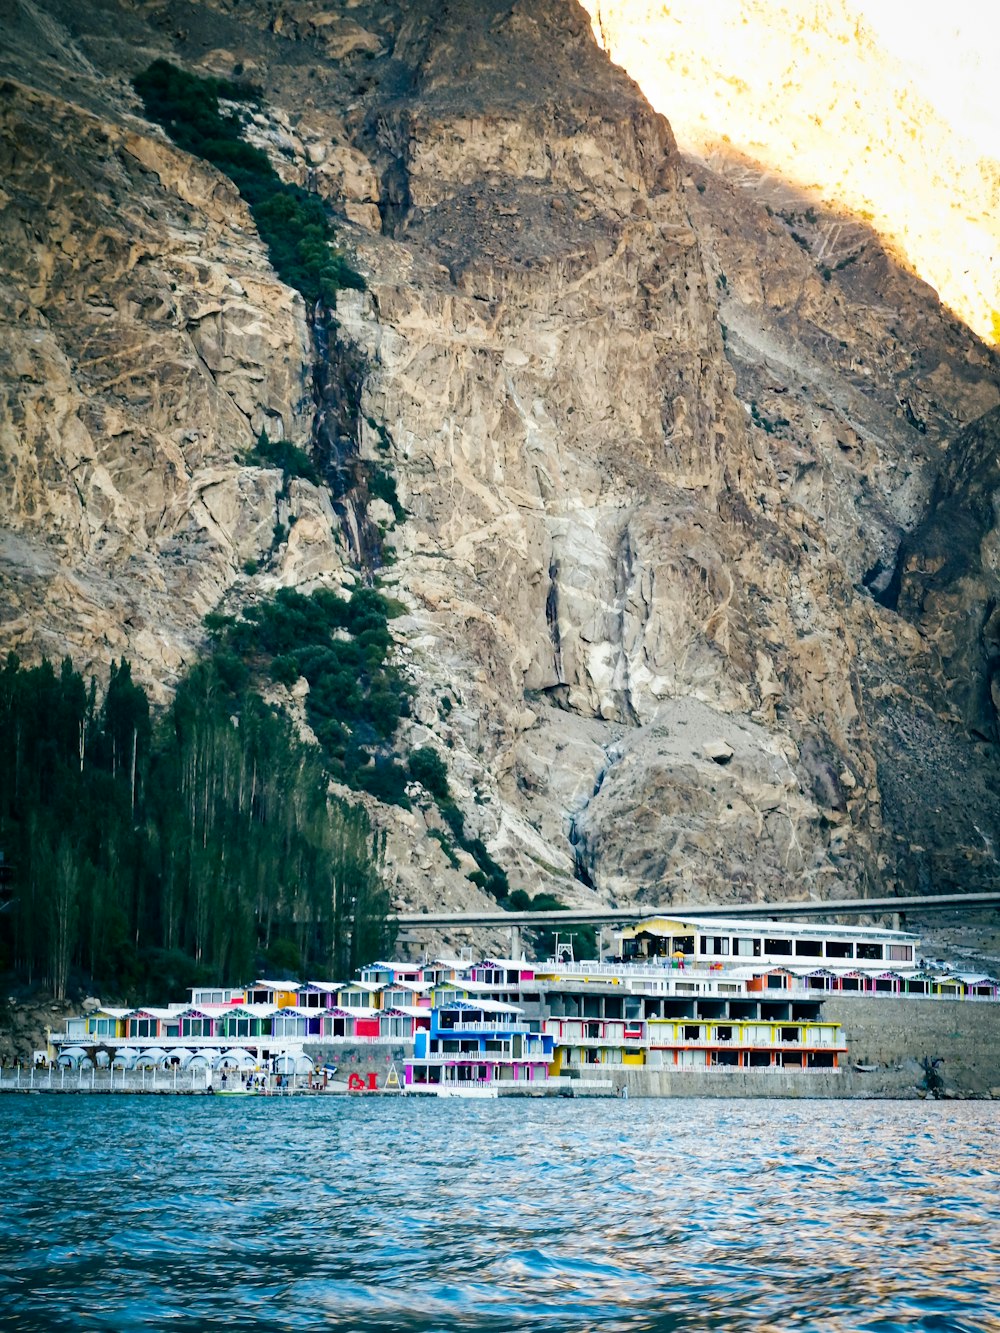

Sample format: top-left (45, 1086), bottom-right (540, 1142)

top-left (1, 1096), bottom-right (998, 1332)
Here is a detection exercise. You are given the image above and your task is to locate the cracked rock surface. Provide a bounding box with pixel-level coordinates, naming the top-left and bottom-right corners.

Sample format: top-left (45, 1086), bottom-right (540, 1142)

top-left (1, 0), bottom-right (998, 920)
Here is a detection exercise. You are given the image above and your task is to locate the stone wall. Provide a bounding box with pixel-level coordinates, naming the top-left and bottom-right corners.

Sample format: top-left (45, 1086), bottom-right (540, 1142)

top-left (823, 996), bottom-right (1000, 1098)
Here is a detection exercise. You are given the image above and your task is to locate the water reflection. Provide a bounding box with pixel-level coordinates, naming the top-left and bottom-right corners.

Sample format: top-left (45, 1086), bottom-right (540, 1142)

top-left (0, 1098), bottom-right (997, 1331)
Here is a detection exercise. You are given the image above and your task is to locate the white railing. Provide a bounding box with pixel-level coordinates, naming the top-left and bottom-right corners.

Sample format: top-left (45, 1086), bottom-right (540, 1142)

top-left (0, 1065), bottom-right (330, 1094)
top-left (437, 1020), bottom-right (529, 1033)
top-left (415, 1052), bottom-right (550, 1066)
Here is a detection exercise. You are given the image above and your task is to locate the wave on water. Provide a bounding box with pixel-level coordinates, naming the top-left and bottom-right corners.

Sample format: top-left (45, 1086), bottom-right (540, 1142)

top-left (0, 1097), bottom-right (997, 1332)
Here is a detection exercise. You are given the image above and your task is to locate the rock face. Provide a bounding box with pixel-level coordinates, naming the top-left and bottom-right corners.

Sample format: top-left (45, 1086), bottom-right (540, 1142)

top-left (581, 0), bottom-right (1000, 345)
top-left (1, 0), bottom-right (999, 921)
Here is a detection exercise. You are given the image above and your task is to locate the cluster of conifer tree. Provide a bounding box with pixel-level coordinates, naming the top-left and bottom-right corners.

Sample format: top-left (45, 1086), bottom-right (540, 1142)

top-left (0, 635), bottom-right (395, 1002)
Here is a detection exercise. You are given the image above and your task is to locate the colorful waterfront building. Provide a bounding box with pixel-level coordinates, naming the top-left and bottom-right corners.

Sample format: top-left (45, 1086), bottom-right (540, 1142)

top-left (45, 915), bottom-right (999, 1086)
top-left (616, 915), bottom-right (919, 975)
top-left (405, 998), bottom-right (553, 1092)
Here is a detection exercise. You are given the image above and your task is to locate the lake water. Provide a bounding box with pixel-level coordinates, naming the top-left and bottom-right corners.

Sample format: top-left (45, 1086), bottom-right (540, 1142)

top-left (0, 1096), bottom-right (997, 1332)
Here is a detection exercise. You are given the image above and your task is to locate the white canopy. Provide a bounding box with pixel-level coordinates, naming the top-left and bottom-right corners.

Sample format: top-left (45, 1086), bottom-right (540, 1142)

top-left (214, 1049), bottom-right (257, 1069)
top-left (274, 1053), bottom-right (313, 1074)
top-left (134, 1048), bottom-right (169, 1068)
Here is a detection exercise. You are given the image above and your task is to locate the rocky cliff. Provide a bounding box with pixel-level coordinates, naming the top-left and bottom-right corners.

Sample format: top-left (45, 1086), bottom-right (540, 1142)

top-left (1, 0), bottom-right (998, 932)
top-left (583, 0), bottom-right (1000, 346)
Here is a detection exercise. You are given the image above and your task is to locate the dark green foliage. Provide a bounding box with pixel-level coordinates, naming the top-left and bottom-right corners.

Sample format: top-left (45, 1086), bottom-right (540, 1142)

top-left (355, 757), bottom-right (410, 805)
top-left (408, 747), bottom-right (450, 801)
top-left (503, 888), bottom-right (598, 960)
top-left (750, 401), bottom-right (789, 437)
top-left (507, 889), bottom-right (563, 913)
top-left (265, 937), bottom-right (303, 979)
top-left (466, 837), bottom-right (509, 901)
top-left (535, 923), bottom-right (598, 961)
top-left (247, 431), bottom-right (319, 486)
top-left (427, 828), bottom-right (460, 869)
top-left (366, 465), bottom-right (407, 524)
top-left (790, 230), bottom-right (810, 252)
top-left (133, 60), bottom-right (364, 305)
top-left (207, 585), bottom-right (412, 798)
top-left (404, 742), bottom-right (513, 903)
top-left (440, 800), bottom-right (465, 842)
top-left (0, 651), bottom-right (393, 999)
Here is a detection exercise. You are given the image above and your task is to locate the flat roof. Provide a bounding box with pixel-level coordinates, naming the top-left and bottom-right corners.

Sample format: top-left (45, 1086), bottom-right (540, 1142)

top-left (620, 915), bottom-right (919, 942)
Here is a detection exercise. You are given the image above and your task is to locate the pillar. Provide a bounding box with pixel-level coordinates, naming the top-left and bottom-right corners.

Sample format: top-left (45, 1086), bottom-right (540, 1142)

top-left (510, 923), bottom-right (521, 960)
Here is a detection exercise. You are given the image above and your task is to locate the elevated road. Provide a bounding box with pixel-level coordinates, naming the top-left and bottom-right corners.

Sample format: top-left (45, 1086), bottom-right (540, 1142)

top-left (394, 892), bottom-right (1000, 930)
top-left (394, 892), bottom-right (1000, 955)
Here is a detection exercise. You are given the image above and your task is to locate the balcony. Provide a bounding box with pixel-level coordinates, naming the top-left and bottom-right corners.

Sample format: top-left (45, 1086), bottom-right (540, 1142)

top-left (436, 1019), bottom-right (529, 1034)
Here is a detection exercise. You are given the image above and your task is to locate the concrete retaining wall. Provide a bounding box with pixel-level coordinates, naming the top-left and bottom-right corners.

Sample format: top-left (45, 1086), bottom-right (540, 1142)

top-left (823, 996), bottom-right (1000, 1097)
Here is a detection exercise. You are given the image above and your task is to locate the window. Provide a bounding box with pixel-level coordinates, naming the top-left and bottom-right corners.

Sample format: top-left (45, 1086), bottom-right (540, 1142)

top-left (715, 1025), bottom-right (733, 1042)
top-left (767, 975), bottom-right (785, 989)
top-left (732, 938), bottom-right (755, 957)
top-left (711, 1050), bottom-right (739, 1066)
top-left (794, 939), bottom-right (823, 957)
top-left (856, 942), bottom-right (883, 960)
top-left (683, 1025), bottom-right (701, 1041)
top-left (764, 937), bottom-right (793, 956)
top-left (825, 940), bottom-right (853, 958)
top-left (887, 945), bottom-right (912, 962)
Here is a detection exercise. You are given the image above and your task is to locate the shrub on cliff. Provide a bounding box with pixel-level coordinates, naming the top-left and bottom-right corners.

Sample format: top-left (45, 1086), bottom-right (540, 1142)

top-left (133, 59), bottom-right (364, 305)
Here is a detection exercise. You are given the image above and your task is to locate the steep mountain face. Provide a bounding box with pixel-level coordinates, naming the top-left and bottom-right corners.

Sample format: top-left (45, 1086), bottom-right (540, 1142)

top-left (1, 0), bottom-right (998, 921)
top-left (582, 0), bottom-right (1000, 346)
